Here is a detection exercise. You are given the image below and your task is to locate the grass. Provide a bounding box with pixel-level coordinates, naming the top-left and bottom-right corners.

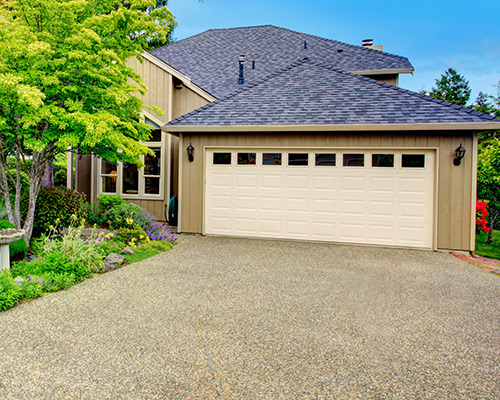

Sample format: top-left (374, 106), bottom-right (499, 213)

top-left (124, 249), bottom-right (160, 263)
top-left (475, 230), bottom-right (500, 259)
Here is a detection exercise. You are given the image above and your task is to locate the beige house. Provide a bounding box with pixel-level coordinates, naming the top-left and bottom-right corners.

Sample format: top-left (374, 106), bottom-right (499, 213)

top-left (76, 25), bottom-right (500, 252)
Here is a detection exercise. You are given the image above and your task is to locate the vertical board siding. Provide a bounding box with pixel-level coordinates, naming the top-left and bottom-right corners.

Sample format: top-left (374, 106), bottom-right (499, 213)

top-left (180, 131), bottom-right (475, 251)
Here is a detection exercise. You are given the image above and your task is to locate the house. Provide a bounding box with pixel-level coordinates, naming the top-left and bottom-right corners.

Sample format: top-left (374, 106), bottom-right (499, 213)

top-left (75, 25), bottom-right (500, 251)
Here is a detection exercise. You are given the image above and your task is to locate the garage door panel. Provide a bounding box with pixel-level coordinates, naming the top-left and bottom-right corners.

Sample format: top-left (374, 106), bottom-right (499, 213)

top-left (206, 149), bottom-right (434, 249)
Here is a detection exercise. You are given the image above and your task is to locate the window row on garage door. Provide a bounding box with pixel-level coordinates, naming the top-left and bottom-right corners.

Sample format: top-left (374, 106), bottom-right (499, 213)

top-left (204, 149), bottom-right (436, 249)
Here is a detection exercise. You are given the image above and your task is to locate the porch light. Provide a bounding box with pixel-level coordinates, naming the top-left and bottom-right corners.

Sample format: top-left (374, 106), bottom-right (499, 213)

top-left (187, 144), bottom-right (195, 162)
top-left (453, 143), bottom-right (466, 166)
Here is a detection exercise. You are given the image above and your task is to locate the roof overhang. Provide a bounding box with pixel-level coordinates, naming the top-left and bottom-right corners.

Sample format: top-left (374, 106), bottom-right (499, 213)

top-left (142, 52), bottom-right (217, 102)
top-left (349, 68), bottom-right (415, 76)
top-left (166, 122), bottom-right (500, 134)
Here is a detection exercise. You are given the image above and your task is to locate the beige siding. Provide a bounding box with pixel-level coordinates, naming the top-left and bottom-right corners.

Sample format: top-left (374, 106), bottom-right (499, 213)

top-left (172, 85), bottom-right (210, 119)
top-left (126, 199), bottom-right (166, 222)
top-left (179, 131), bottom-right (475, 251)
top-left (361, 74), bottom-right (399, 86)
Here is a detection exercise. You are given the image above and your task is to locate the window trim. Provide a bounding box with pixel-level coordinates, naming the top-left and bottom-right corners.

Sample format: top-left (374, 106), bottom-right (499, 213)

top-left (98, 120), bottom-right (166, 200)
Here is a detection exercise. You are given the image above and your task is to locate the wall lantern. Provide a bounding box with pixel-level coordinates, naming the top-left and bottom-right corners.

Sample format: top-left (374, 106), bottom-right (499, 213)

top-left (186, 144), bottom-right (195, 162)
top-left (453, 143), bottom-right (466, 166)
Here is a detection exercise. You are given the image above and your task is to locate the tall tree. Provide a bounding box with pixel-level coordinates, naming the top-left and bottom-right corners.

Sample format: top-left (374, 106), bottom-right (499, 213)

top-left (0, 0), bottom-right (175, 243)
top-left (430, 68), bottom-right (471, 106)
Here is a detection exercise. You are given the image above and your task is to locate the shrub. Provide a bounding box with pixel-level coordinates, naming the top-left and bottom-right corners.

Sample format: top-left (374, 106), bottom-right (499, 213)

top-left (20, 279), bottom-right (44, 300)
top-left (53, 169), bottom-right (67, 187)
top-left (86, 202), bottom-right (106, 227)
top-left (96, 193), bottom-right (124, 215)
top-left (105, 203), bottom-right (142, 229)
top-left (134, 209), bottom-right (177, 243)
top-left (0, 220), bottom-right (28, 260)
top-left (85, 231), bottom-right (124, 256)
top-left (21, 186), bottom-right (86, 237)
top-left (115, 225), bottom-right (149, 248)
top-left (0, 270), bottom-right (21, 311)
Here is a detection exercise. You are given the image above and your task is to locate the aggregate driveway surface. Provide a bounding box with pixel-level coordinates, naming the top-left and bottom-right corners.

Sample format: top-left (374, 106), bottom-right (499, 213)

top-left (1, 236), bottom-right (500, 399)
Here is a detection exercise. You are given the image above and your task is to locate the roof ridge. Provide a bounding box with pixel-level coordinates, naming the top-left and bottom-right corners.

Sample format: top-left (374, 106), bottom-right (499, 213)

top-left (168, 58), bottom-right (313, 125)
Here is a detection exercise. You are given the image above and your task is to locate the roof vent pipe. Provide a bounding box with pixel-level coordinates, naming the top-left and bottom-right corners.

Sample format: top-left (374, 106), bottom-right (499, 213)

top-left (238, 55), bottom-right (245, 85)
top-left (362, 39), bottom-right (374, 47)
top-left (304, 40), bottom-right (307, 49)
top-left (252, 60), bottom-right (255, 69)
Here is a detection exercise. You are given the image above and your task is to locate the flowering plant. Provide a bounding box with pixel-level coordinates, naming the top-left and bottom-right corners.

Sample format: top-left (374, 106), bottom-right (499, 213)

top-left (476, 200), bottom-right (490, 233)
top-left (134, 209), bottom-right (177, 243)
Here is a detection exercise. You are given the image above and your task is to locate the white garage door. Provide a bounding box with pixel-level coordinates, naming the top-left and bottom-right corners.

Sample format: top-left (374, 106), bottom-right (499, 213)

top-left (205, 149), bottom-right (435, 248)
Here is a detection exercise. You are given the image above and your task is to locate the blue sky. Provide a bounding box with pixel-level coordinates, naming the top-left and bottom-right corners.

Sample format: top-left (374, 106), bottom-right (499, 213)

top-left (167, 0), bottom-right (500, 103)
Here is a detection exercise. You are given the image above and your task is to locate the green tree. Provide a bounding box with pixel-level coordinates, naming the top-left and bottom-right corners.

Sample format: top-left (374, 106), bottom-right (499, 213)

top-left (430, 68), bottom-right (471, 106)
top-left (0, 0), bottom-right (175, 244)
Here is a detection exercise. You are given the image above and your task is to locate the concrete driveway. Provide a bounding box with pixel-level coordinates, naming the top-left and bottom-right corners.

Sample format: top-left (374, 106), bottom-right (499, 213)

top-left (1, 235), bottom-right (500, 399)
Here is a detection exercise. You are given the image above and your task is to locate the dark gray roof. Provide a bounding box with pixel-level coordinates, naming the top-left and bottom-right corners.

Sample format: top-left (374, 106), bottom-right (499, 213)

top-left (168, 59), bottom-right (498, 127)
top-left (151, 25), bottom-right (414, 98)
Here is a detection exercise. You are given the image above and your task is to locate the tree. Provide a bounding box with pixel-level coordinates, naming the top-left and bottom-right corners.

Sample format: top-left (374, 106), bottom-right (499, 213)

top-left (0, 0), bottom-right (175, 244)
top-left (429, 68), bottom-right (471, 106)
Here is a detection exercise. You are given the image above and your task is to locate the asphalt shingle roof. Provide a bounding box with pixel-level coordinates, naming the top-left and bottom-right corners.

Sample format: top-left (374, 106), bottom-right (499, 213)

top-left (168, 59), bottom-right (498, 127)
top-left (151, 25), bottom-right (414, 98)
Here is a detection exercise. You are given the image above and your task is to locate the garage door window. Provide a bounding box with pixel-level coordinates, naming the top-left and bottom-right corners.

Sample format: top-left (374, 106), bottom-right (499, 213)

top-left (263, 153), bottom-right (282, 165)
top-left (288, 153), bottom-right (308, 166)
top-left (372, 154), bottom-right (394, 168)
top-left (315, 153), bottom-right (336, 166)
top-left (402, 154), bottom-right (425, 168)
top-left (213, 153), bottom-right (231, 165)
top-left (343, 154), bottom-right (364, 167)
top-left (237, 153), bottom-right (256, 165)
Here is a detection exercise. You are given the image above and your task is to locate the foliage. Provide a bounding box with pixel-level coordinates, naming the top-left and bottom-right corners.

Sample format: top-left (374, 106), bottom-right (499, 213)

top-left (476, 230), bottom-right (500, 260)
top-left (20, 279), bottom-right (44, 300)
top-left (97, 194), bottom-right (125, 216)
top-left (21, 186), bottom-right (86, 237)
top-left (134, 209), bottom-right (177, 242)
top-left (123, 240), bottom-right (173, 263)
top-left (0, 0), bottom-right (175, 243)
top-left (0, 270), bottom-right (21, 311)
top-left (84, 231), bottom-right (124, 257)
top-left (105, 203), bottom-right (142, 229)
top-left (429, 68), bottom-right (471, 106)
top-left (0, 220), bottom-right (28, 259)
top-left (476, 201), bottom-right (490, 233)
top-left (53, 169), bottom-right (67, 187)
top-left (115, 226), bottom-right (150, 248)
top-left (86, 202), bottom-right (107, 227)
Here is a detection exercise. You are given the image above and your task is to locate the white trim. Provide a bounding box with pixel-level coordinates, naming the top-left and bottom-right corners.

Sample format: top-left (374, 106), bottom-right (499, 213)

top-left (433, 148), bottom-right (440, 251)
top-left (167, 122), bottom-right (500, 133)
top-left (66, 149), bottom-right (73, 189)
top-left (349, 68), bottom-right (414, 75)
top-left (141, 52), bottom-right (217, 102)
top-left (178, 133), bottom-right (183, 232)
top-left (90, 154), bottom-right (95, 203)
top-left (470, 132), bottom-right (479, 252)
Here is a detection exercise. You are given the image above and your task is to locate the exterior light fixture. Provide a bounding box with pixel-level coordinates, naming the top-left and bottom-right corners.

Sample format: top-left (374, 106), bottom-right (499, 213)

top-left (453, 143), bottom-right (466, 166)
top-left (186, 144), bottom-right (195, 162)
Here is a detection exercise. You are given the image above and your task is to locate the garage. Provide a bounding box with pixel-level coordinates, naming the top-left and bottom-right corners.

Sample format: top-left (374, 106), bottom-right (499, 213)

top-left (205, 148), bottom-right (435, 248)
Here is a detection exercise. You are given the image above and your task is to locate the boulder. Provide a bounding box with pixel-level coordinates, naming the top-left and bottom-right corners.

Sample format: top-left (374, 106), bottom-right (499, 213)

top-left (104, 253), bottom-right (125, 272)
top-left (122, 248), bottom-right (134, 255)
top-left (14, 276), bottom-right (24, 287)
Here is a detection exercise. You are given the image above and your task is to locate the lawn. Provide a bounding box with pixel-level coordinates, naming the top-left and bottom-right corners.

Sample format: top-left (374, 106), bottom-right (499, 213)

top-left (476, 230), bottom-right (500, 259)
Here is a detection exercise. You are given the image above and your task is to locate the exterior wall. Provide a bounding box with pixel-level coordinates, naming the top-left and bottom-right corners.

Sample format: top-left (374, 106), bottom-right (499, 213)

top-left (178, 131), bottom-right (476, 251)
top-left (362, 74), bottom-right (399, 86)
top-left (172, 84), bottom-right (211, 119)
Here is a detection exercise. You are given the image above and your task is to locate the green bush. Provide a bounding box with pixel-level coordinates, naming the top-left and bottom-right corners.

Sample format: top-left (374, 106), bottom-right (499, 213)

top-left (53, 169), bottom-right (67, 187)
top-left (105, 203), bottom-right (142, 229)
top-left (0, 270), bottom-right (21, 311)
top-left (20, 278), bottom-right (44, 300)
top-left (0, 220), bottom-right (28, 259)
top-left (21, 186), bottom-right (86, 237)
top-left (6, 157), bottom-right (32, 173)
top-left (85, 202), bottom-right (106, 227)
top-left (116, 225), bottom-right (149, 247)
top-left (97, 193), bottom-right (124, 216)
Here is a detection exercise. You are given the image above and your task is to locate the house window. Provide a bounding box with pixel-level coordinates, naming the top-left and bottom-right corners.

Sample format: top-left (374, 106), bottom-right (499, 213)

top-left (238, 153), bottom-right (256, 165)
top-left (402, 154), bottom-right (425, 168)
top-left (372, 154), bottom-right (394, 168)
top-left (343, 154), bottom-right (364, 166)
top-left (263, 153), bottom-right (282, 165)
top-left (288, 153), bottom-right (308, 166)
top-left (213, 153), bottom-right (231, 165)
top-left (98, 118), bottom-right (165, 199)
top-left (315, 153), bottom-right (336, 166)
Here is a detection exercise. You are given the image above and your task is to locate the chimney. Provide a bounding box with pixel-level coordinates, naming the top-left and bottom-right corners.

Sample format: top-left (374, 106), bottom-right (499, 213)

top-left (238, 55), bottom-right (245, 85)
top-left (362, 38), bottom-right (383, 51)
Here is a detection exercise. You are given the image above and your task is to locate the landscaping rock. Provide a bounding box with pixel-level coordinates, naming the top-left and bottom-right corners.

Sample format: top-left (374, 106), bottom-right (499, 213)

top-left (25, 275), bottom-right (44, 285)
top-left (104, 253), bottom-right (125, 272)
top-left (122, 248), bottom-right (134, 255)
top-left (14, 276), bottom-right (24, 287)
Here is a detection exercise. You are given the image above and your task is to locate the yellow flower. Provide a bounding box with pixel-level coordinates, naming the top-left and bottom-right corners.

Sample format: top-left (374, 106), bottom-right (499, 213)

top-left (126, 218), bottom-right (133, 225)
top-left (49, 225), bottom-right (54, 229)
top-left (139, 235), bottom-right (144, 239)
top-left (81, 218), bottom-right (86, 224)
top-left (71, 214), bottom-right (77, 219)
top-left (55, 218), bottom-right (60, 222)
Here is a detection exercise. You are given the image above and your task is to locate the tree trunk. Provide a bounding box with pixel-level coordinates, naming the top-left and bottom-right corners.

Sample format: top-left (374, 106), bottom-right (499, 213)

top-left (41, 160), bottom-right (54, 187)
top-left (487, 210), bottom-right (499, 244)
